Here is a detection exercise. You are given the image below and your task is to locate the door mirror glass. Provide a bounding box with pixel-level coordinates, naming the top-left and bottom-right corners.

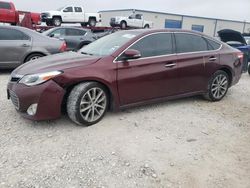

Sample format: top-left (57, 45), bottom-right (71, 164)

top-left (122, 49), bottom-right (141, 60)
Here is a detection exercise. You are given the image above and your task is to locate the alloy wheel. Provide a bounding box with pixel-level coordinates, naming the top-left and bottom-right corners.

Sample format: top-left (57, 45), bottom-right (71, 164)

top-left (79, 87), bottom-right (107, 123)
top-left (211, 74), bottom-right (228, 99)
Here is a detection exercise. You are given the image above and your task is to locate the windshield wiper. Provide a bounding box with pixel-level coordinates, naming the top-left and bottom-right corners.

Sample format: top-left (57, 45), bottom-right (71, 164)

top-left (81, 52), bottom-right (94, 56)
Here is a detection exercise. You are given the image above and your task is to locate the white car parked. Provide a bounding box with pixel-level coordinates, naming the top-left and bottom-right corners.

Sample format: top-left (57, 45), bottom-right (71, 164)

top-left (41, 6), bottom-right (101, 27)
top-left (110, 14), bottom-right (153, 29)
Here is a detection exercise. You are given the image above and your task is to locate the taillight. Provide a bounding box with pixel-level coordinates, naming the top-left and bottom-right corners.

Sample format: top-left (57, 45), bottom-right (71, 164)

top-left (234, 52), bottom-right (244, 67)
top-left (59, 42), bottom-right (67, 52)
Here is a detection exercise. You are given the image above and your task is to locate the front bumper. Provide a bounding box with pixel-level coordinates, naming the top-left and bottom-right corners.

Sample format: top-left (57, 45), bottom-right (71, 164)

top-left (7, 80), bottom-right (65, 121)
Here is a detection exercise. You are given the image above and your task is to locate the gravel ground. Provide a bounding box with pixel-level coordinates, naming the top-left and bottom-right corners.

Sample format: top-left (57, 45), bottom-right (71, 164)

top-left (0, 71), bottom-right (250, 188)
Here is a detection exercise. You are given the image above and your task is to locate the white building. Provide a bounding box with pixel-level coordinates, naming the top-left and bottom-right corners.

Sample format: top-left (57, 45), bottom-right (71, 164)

top-left (99, 9), bottom-right (250, 37)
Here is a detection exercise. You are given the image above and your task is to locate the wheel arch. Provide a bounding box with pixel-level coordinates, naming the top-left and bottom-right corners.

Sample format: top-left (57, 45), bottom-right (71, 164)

top-left (218, 66), bottom-right (233, 87)
top-left (88, 16), bottom-right (97, 21)
top-left (62, 79), bottom-right (116, 112)
top-left (23, 52), bottom-right (47, 63)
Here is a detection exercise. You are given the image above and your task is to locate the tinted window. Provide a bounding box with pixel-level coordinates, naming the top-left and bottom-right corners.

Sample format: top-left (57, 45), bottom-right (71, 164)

top-left (175, 33), bottom-right (208, 53)
top-left (66, 29), bottom-right (86, 36)
top-left (0, 2), bottom-right (11, 9)
top-left (206, 39), bottom-right (221, 50)
top-left (74, 7), bottom-right (82, 12)
top-left (135, 14), bottom-right (142, 19)
top-left (0, 28), bottom-right (30, 40)
top-left (50, 28), bottom-right (66, 36)
top-left (63, 7), bottom-right (73, 12)
top-left (129, 33), bottom-right (173, 58)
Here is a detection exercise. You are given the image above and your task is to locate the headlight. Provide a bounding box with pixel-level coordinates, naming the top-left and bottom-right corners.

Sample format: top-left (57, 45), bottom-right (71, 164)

top-left (19, 71), bottom-right (63, 86)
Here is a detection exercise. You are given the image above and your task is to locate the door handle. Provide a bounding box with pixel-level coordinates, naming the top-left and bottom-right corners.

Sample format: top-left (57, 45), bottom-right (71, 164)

top-left (165, 63), bottom-right (176, 68)
top-left (208, 57), bottom-right (217, 62)
top-left (22, 44), bottom-right (30, 47)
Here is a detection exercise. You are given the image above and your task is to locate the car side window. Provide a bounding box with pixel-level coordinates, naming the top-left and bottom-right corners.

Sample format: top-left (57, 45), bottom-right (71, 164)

top-left (50, 28), bottom-right (66, 37)
top-left (135, 14), bottom-right (142, 20)
top-left (66, 29), bottom-right (86, 36)
top-left (206, 39), bottom-right (221, 50)
top-left (175, 33), bottom-right (208, 53)
top-left (0, 28), bottom-right (30, 40)
top-left (0, 2), bottom-right (11, 9)
top-left (128, 33), bottom-right (173, 58)
top-left (74, 7), bottom-right (82, 12)
top-left (63, 7), bottom-right (73, 12)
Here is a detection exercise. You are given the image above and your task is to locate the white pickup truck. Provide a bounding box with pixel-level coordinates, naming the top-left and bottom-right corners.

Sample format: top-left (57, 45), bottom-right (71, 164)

top-left (110, 14), bottom-right (153, 29)
top-left (41, 6), bottom-right (101, 27)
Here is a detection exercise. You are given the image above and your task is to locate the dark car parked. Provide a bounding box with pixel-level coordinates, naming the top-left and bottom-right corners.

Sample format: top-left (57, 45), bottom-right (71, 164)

top-left (42, 27), bottom-right (97, 51)
top-left (0, 26), bottom-right (66, 69)
top-left (8, 29), bottom-right (243, 126)
top-left (218, 29), bottom-right (250, 73)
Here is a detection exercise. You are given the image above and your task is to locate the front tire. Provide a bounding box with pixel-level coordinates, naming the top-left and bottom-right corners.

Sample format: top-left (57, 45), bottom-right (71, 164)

top-left (204, 70), bottom-right (230, 101)
top-left (52, 17), bottom-right (62, 26)
top-left (67, 82), bottom-right (108, 126)
top-left (120, 21), bottom-right (127, 29)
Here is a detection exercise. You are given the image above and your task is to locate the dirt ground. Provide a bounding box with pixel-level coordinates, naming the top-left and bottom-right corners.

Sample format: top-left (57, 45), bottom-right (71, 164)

top-left (0, 71), bottom-right (249, 188)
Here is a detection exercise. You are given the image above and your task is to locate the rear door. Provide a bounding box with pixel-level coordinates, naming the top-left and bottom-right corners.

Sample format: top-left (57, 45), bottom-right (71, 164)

top-left (0, 28), bottom-right (32, 68)
top-left (73, 7), bottom-right (84, 22)
top-left (117, 32), bottom-right (179, 106)
top-left (174, 32), bottom-right (211, 93)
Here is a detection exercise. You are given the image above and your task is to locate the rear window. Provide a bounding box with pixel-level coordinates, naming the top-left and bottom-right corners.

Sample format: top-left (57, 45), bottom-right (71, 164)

top-left (0, 2), bottom-right (11, 9)
top-left (0, 28), bottom-right (30, 40)
top-left (74, 7), bottom-right (82, 12)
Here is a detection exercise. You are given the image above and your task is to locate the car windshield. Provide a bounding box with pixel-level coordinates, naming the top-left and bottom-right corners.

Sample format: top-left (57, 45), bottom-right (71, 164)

top-left (57, 7), bottom-right (64, 11)
top-left (79, 31), bottom-right (142, 56)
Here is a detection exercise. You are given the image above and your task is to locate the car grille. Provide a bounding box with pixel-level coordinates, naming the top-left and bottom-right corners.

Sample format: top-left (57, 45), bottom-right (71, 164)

top-left (9, 90), bottom-right (20, 110)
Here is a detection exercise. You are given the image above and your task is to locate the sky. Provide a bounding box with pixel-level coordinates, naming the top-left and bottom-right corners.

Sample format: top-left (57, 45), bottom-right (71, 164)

top-left (11, 0), bottom-right (250, 22)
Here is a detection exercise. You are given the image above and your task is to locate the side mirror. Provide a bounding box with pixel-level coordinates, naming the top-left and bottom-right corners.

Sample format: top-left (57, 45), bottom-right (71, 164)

top-left (49, 33), bottom-right (55, 37)
top-left (122, 49), bottom-right (141, 60)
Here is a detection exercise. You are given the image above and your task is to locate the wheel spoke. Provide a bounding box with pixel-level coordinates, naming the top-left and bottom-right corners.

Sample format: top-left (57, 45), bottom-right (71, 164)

top-left (80, 105), bottom-right (92, 113)
top-left (85, 108), bottom-right (92, 121)
top-left (95, 91), bottom-right (104, 103)
top-left (91, 108), bottom-right (95, 121)
top-left (95, 104), bottom-right (105, 109)
top-left (87, 91), bottom-right (92, 101)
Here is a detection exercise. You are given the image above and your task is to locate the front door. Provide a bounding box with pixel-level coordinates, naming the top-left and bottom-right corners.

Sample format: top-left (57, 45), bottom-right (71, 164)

top-left (117, 32), bottom-right (179, 106)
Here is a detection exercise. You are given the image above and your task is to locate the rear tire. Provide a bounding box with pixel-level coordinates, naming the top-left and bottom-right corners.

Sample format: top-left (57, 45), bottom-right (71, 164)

top-left (67, 82), bottom-right (108, 126)
top-left (144, 24), bottom-right (150, 29)
top-left (88, 18), bottom-right (97, 27)
top-left (248, 64), bottom-right (250, 75)
top-left (203, 70), bottom-right (229, 101)
top-left (24, 53), bottom-right (44, 63)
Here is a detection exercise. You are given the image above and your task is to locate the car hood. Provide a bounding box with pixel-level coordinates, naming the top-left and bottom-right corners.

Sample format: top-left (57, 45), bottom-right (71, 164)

top-left (218, 29), bottom-right (247, 45)
top-left (42, 11), bottom-right (61, 15)
top-left (13, 51), bottom-right (101, 75)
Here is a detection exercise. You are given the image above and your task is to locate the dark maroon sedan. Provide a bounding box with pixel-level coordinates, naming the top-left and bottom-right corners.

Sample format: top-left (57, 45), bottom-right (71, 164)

top-left (7, 29), bottom-right (243, 126)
